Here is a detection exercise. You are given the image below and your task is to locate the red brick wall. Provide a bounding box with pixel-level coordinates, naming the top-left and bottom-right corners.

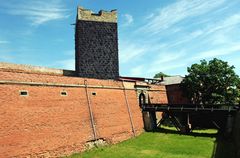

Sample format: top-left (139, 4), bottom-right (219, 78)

top-left (147, 85), bottom-right (168, 122)
top-left (166, 84), bottom-right (190, 104)
top-left (0, 85), bottom-right (92, 157)
top-left (148, 90), bottom-right (168, 104)
top-left (0, 69), bottom-right (154, 157)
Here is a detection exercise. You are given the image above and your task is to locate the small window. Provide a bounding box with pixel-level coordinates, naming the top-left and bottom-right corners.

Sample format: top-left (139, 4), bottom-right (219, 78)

top-left (91, 92), bottom-right (97, 96)
top-left (60, 91), bottom-right (67, 96)
top-left (19, 90), bottom-right (28, 96)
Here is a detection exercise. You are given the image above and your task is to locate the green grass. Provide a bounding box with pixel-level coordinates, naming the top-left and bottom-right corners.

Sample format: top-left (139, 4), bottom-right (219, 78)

top-left (66, 128), bottom-right (217, 158)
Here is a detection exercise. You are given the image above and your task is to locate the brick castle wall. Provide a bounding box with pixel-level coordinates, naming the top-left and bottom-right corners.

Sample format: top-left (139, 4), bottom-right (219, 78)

top-left (0, 66), bottom-right (167, 157)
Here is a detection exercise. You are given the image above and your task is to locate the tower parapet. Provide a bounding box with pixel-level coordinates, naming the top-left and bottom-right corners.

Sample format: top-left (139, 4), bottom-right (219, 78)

top-left (77, 7), bottom-right (117, 23)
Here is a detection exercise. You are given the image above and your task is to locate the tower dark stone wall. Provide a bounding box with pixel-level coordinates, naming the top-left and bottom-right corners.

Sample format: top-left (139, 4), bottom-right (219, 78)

top-left (75, 7), bottom-right (119, 79)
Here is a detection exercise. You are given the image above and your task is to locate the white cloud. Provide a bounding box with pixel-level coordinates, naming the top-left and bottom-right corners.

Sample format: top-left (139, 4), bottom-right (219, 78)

top-left (151, 51), bottom-right (186, 66)
top-left (144, 13), bottom-right (154, 20)
top-left (191, 43), bottom-right (240, 61)
top-left (138, 0), bottom-right (226, 35)
top-left (3, 0), bottom-right (69, 25)
top-left (190, 13), bottom-right (240, 44)
top-left (145, 51), bottom-right (186, 75)
top-left (144, 12), bottom-right (240, 52)
top-left (186, 13), bottom-right (240, 61)
top-left (118, 0), bottom-right (240, 77)
top-left (130, 65), bottom-right (144, 77)
top-left (122, 14), bottom-right (133, 26)
top-left (207, 14), bottom-right (240, 35)
top-left (190, 30), bottom-right (204, 38)
top-left (168, 13), bottom-right (240, 50)
top-left (119, 41), bottom-right (146, 63)
top-left (0, 40), bottom-right (9, 44)
top-left (148, 63), bottom-right (186, 74)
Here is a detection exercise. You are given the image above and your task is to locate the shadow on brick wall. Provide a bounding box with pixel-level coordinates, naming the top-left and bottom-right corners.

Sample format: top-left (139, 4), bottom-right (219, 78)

top-left (63, 70), bottom-right (77, 76)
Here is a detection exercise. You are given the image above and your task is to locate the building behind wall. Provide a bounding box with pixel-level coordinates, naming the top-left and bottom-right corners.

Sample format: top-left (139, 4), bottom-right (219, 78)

top-left (75, 7), bottom-right (119, 79)
top-left (161, 76), bottom-right (190, 104)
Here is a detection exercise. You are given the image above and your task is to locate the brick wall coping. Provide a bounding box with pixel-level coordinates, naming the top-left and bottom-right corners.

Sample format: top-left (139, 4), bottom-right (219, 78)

top-left (0, 80), bottom-right (165, 91)
top-left (0, 62), bottom-right (76, 76)
top-left (0, 62), bottom-right (166, 91)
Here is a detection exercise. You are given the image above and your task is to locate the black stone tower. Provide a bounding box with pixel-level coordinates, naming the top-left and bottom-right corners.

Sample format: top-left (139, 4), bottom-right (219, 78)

top-left (75, 7), bottom-right (119, 79)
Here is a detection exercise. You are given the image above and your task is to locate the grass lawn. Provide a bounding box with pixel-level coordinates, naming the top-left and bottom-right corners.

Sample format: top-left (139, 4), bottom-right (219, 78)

top-left (66, 128), bottom-right (217, 158)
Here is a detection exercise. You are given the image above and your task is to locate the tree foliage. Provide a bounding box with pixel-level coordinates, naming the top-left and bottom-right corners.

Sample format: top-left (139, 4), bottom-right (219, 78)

top-left (180, 58), bottom-right (240, 105)
top-left (154, 72), bottom-right (170, 78)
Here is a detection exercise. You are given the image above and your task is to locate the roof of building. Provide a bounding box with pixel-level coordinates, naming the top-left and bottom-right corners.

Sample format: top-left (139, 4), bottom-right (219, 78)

top-left (119, 76), bottom-right (163, 85)
top-left (160, 75), bottom-right (184, 85)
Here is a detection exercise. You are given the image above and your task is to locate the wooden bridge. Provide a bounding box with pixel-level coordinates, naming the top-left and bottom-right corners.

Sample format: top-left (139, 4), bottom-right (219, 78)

top-left (139, 94), bottom-right (239, 133)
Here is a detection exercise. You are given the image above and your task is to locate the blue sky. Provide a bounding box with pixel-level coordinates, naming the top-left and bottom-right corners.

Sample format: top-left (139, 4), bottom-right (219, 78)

top-left (0, 0), bottom-right (239, 78)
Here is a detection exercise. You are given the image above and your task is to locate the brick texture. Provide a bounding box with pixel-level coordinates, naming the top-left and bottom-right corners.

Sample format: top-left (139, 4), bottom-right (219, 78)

top-left (0, 69), bottom-right (167, 157)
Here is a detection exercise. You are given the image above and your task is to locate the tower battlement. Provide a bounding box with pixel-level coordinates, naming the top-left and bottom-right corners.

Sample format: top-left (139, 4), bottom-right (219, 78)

top-left (77, 6), bottom-right (117, 23)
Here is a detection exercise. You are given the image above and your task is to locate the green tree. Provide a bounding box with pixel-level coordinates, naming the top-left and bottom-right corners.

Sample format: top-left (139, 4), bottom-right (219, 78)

top-left (154, 72), bottom-right (170, 78)
top-left (180, 58), bottom-right (240, 105)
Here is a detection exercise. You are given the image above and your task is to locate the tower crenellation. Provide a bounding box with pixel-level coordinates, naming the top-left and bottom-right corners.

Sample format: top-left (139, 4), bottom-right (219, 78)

top-left (77, 7), bottom-right (117, 23)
